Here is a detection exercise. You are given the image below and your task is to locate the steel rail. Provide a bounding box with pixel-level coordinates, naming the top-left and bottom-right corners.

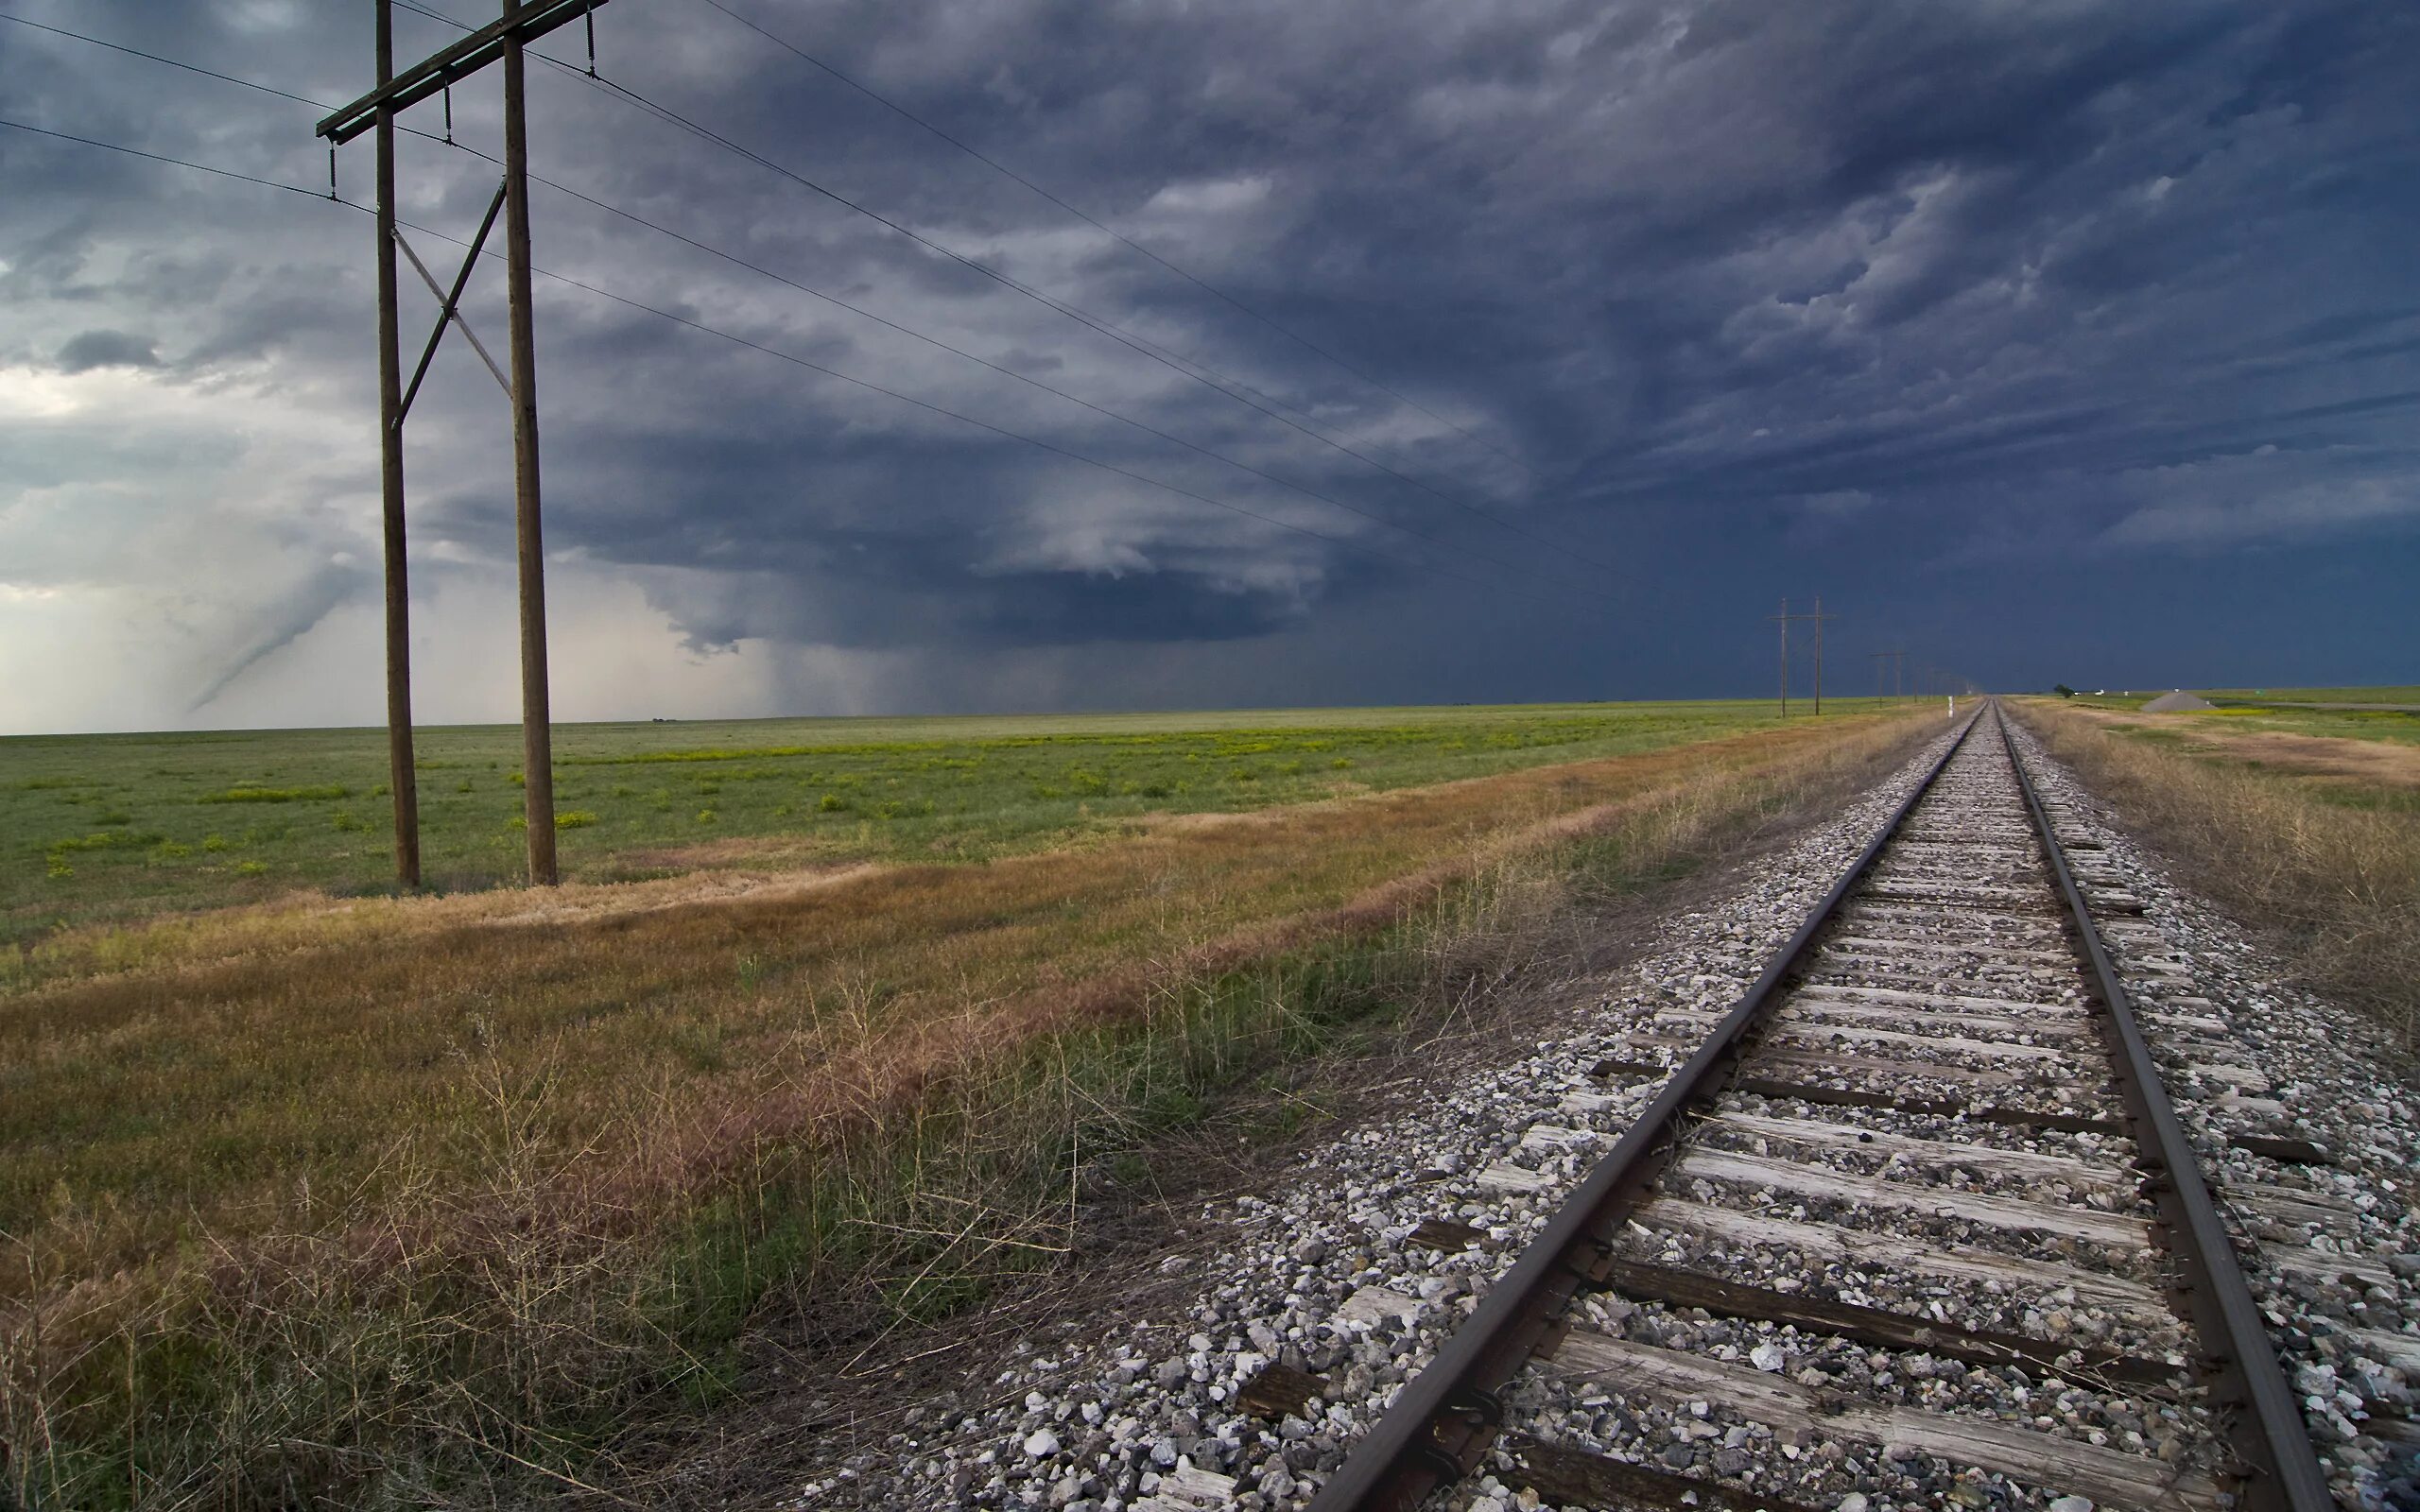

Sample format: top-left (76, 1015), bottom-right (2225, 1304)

top-left (1997, 702), bottom-right (2335, 1511)
top-left (1305, 708), bottom-right (1984, 1512)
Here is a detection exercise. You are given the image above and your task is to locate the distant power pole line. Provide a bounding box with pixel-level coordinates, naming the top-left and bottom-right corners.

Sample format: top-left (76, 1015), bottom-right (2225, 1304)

top-left (320, 0), bottom-right (610, 887)
top-left (1767, 597), bottom-right (1839, 716)
top-left (1872, 647), bottom-right (1907, 702)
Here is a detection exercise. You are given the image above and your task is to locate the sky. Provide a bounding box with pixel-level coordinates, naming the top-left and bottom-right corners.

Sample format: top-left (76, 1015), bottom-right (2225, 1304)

top-left (2, 0), bottom-right (2415, 736)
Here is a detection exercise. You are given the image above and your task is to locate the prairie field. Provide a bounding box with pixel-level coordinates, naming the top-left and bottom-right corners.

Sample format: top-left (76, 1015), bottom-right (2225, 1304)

top-left (2060, 684), bottom-right (2420, 752)
top-left (2198, 684), bottom-right (2420, 708)
top-left (2045, 688), bottom-right (2420, 809)
top-left (2014, 697), bottom-right (2419, 1054)
top-left (4, 699), bottom-right (1847, 955)
top-left (0, 697), bottom-right (1928, 1506)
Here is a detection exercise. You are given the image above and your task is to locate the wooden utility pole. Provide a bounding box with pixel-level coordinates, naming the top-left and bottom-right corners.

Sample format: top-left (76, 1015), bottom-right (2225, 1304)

top-left (500, 8), bottom-right (558, 884)
top-left (1872, 648), bottom-right (1908, 702)
top-left (1767, 598), bottom-right (1838, 716)
top-left (323, 0), bottom-right (607, 886)
top-left (1769, 598), bottom-right (1789, 717)
top-left (372, 0), bottom-right (420, 887)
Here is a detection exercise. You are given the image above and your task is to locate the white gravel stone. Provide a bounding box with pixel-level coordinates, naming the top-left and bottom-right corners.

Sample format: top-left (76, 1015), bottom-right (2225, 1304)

top-left (788, 717), bottom-right (2420, 1511)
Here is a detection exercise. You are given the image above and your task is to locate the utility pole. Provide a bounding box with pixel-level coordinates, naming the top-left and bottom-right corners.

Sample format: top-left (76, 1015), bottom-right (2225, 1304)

top-left (1871, 647), bottom-right (1907, 703)
top-left (372, 0), bottom-right (419, 888)
top-left (1766, 599), bottom-right (1838, 716)
top-left (322, 0), bottom-right (608, 886)
top-left (1768, 598), bottom-right (1789, 717)
top-left (501, 7), bottom-right (557, 885)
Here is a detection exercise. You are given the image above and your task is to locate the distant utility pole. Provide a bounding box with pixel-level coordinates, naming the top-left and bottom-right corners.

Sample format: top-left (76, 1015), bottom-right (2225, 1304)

top-left (1767, 597), bottom-right (1839, 716)
top-left (1871, 647), bottom-right (1907, 702)
top-left (1769, 598), bottom-right (1789, 717)
top-left (320, 0), bottom-right (610, 886)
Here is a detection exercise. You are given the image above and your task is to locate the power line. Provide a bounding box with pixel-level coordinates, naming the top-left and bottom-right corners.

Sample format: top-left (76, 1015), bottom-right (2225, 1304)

top-left (0, 116), bottom-right (329, 199)
top-left (0, 112), bottom-right (1606, 617)
top-left (389, 0), bottom-right (1619, 576)
top-left (0, 13), bottom-right (491, 163)
top-left (0, 14), bottom-right (327, 109)
top-left (0, 12), bottom-right (1614, 595)
top-left (687, 0), bottom-right (1541, 480)
top-left (578, 71), bottom-right (1631, 575)
top-left (521, 168), bottom-right (1613, 595)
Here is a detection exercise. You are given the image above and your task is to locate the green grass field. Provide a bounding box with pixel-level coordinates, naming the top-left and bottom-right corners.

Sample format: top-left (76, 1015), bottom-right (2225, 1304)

top-left (2057, 685), bottom-right (2420, 746)
top-left (4, 698), bottom-right (1874, 949)
top-left (2200, 684), bottom-right (2420, 706)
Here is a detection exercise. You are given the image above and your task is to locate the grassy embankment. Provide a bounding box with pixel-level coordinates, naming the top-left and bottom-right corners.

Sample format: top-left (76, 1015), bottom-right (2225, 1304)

top-left (0, 699), bottom-right (1928, 1507)
top-left (2014, 695), bottom-right (2420, 1057)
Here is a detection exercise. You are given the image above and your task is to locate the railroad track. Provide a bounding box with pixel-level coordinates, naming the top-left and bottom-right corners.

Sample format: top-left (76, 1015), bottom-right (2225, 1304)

top-left (1289, 701), bottom-right (2344, 1512)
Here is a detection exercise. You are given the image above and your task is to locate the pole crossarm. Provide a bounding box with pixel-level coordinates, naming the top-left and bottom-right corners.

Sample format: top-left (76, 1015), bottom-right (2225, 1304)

top-left (397, 180), bottom-right (511, 419)
top-left (317, 0), bottom-right (607, 144)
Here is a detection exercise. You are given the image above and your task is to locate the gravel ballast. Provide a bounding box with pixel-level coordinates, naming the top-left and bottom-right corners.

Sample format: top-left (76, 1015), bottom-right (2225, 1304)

top-left (787, 713), bottom-right (2418, 1512)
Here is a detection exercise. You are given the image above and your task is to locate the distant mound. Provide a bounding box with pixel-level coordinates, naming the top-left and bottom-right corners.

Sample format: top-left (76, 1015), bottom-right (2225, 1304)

top-left (2143, 690), bottom-right (2218, 713)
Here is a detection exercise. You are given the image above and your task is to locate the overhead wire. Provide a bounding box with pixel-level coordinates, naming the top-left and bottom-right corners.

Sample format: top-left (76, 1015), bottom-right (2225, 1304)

top-left (687, 0), bottom-right (1542, 481)
top-left (0, 112), bottom-right (1615, 616)
top-left (387, 0), bottom-right (1623, 576)
top-left (683, 0), bottom-right (1550, 518)
top-left (0, 14), bottom-right (329, 110)
top-left (577, 71), bottom-right (1630, 574)
top-left (0, 116), bottom-right (330, 199)
top-left (514, 171), bottom-right (1612, 593)
top-left (0, 13), bottom-right (1613, 600)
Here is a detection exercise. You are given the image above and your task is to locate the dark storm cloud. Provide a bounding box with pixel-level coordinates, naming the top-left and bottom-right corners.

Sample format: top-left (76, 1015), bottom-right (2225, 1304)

top-left (4, 0), bottom-right (2417, 731)
top-left (53, 328), bottom-right (159, 371)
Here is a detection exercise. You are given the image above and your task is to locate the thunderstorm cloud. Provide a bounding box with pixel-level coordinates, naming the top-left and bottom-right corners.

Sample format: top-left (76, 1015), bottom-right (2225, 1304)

top-left (2, 0), bottom-right (2415, 731)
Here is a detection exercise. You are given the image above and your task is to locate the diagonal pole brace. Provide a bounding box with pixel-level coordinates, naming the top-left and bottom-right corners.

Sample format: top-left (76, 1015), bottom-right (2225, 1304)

top-left (394, 191), bottom-right (512, 415)
top-left (396, 180), bottom-right (510, 421)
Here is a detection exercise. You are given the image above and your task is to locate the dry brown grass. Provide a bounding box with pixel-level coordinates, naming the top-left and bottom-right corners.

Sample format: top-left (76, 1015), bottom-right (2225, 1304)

top-left (2052, 704), bottom-right (2420, 792)
top-left (2015, 699), bottom-right (2420, 1057)
top-left (0, 711), bottom-right (1930, 1507)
